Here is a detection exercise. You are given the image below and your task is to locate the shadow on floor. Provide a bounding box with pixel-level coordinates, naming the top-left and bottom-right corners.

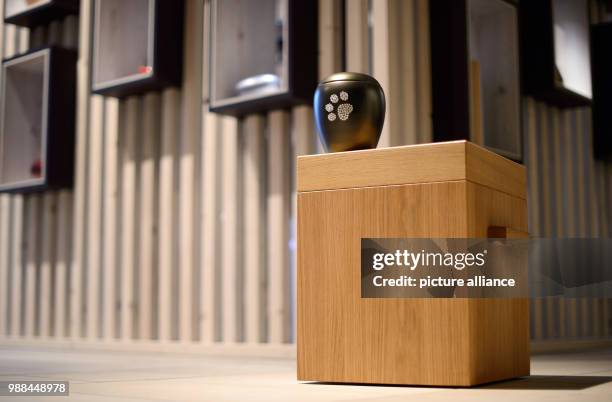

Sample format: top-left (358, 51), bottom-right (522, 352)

top-left (482, 375), bottom-right (612, 390)
top-left (306, 375), bottom-right (612, 390)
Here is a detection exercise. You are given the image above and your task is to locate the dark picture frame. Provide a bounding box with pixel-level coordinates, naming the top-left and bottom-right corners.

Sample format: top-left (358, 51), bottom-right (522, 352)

top-left (520, 0), bottom-right (593, 107)
top-left (91, 0), bottom-right (184, 98)
top-left (430, 0), bottom-right (522, 161)
top-left (208, 0), bottom-right (318, 116)
top-left (4, 0), bottom-right (79, 28)
top-left (0, 46), bottom-right (77, 193)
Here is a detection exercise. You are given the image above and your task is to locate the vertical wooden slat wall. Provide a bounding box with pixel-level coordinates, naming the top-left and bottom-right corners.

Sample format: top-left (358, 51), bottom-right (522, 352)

top-left (0, 0), bottom-right (610, 349)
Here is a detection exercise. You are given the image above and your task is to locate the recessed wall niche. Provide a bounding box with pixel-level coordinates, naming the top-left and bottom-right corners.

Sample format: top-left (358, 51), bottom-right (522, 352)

top-left (209, 0), bottom-right (318, 116)
top-left (4, 0), bottom-right (78, 28)
top-left (0, 47), bottom-right (77, 192)
top-left (591, 22), bottom-right (612, 160)
top-left (91, 0), bottom-right (184, 98)
top-left (520, 0), bottom-right (593, 107)
top-left (430, 0), bottom-right (522, 161)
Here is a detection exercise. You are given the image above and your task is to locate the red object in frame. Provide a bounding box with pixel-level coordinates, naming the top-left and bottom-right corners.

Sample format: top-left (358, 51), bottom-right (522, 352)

top-left (138, 66), bottom-right (153, 74)
top-left (30, 158), bottom-right (42, 177)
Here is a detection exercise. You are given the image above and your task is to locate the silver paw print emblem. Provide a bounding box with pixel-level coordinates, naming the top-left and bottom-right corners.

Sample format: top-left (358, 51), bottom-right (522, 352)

top-left (325, 91), bottom-right (353, 122)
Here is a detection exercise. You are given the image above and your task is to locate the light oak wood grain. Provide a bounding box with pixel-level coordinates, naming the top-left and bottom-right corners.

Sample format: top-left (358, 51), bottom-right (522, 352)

top-left (297, 143), bottom-right (529, 386)
top-left (298, 141), bottom-right (526, 200)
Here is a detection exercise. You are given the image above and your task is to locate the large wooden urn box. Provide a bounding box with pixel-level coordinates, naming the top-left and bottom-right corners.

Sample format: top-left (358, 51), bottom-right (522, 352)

top-left (297, 141), bottom-right (529, 386)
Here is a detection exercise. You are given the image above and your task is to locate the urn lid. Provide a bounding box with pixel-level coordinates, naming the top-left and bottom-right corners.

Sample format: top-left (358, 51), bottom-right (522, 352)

top-left (319, 72), bottom-right (381, 86)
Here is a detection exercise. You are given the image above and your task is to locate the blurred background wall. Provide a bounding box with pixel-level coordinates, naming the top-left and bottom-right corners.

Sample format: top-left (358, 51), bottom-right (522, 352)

top-left (0, 0), bottom-right (610, 351)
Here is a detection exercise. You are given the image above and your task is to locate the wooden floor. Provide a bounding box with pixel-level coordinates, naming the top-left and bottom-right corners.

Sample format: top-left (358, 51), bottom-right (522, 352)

top-left (0, 346), bottom-right (611, 401)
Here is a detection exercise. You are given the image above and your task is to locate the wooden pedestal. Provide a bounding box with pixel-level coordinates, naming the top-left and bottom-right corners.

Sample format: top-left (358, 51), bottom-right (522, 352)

top-left (297, 140), bottom-right (529, 386)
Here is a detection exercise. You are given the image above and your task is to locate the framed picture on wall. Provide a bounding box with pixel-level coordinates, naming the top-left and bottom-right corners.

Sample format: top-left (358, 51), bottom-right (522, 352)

top-left (91, 0), bottom-right (184, 98)
top-left (430, 0), bottom-right (522, 161)
top-left (591, 21), bottom-right (612, 160)
top-left (0, 47), bottom-right (76, 193)
top-left (208, 0), bottom-right (318, 116)
top-left (520, 0), bottom-right (593, 107)
top-left (4, 0), bottom-right (78, 28)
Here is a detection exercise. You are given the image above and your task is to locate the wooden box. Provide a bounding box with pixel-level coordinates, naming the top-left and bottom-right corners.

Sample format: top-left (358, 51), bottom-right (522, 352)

top-left (297, 141), bottom-right (529, 386)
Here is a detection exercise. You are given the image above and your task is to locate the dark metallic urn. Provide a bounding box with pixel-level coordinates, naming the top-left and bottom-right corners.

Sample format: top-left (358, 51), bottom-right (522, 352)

top-left (314, 72), bottom-right (385, 152)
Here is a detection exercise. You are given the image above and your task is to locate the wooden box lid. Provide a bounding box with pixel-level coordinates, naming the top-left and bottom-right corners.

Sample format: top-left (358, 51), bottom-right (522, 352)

top-left (297, 140), bottom-right (526, 199)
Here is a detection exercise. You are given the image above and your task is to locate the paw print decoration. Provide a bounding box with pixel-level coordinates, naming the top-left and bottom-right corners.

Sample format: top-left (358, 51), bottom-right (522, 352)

top-left (325, 91), bottom-right (353, 122)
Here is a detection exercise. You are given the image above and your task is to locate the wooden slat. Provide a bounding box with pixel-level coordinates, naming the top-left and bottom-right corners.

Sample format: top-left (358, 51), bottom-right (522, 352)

top-left (4, 23), bottom-right (16, 57)
top-left (178, 0), bottom-right (204, 342)
top-left (139, 93), bottom-right (160, 340)
top-left (120, 97), bottom-right (140, 340)
top-left (200, 111), bottom-right (221, 343)
top-left (397, 0), bottom-right (417, 145)
top-left (24, 196), bottom-right (40, 338)
top-left (575, 112), bottom-right (587, 238)
top-left (0, 11), bottom-right (9, 338)
top-left (574, 111), bottom-right (589, 337)
top-left (61, 15), bottom-right (79, 49)
top-left (53, 191), bottom-right (71, 338)
top-left (198, 0), bottom-right (218, 343)
top-left (371, 0), bottom-right (409, 147)
top-left (526, 98), bottom-right (543, 340)
top-left (585, 109), bottom-right (600, 338)
top-left (0, 196), bottom-right (10, 336)
top-left (539, 104), bottom-right (552, 238)
top-left (415, 0), bottom-right (432, 144)
top-left (0, 0), bottom-right (5, 60)
top-left (552, 110), bottom-right (566, 338)
top-left (318, 0), bottom-right (343, 79)
top-left (9, 197), bottom-right (23, 337)
top-left (293, 106), bottom-right (317, 157)
top-left (221, 116), bottom-right (241, 342)
top-left (102, 98), bottom-right (120, 340)
top-left (157, 88), bottom-right (179, 342)
top-left (371, 0), bottom-right (391, 147)
top-left (539, 105), bottom-right (556, 339)
top-left (17, 26), bottom-right (28, 53)
top-left (72, 0), bottom-right (94, 340)
top-left (243, 114), bottom-right (266, 343)
top-left (267, 111), bottom-right (291, 343)
top-left (47, 20), bottom-right (61, 45)
top-left (291, 106), bottom-right (317, 340)
top-left (563, 110), bottom-right (578, 338)
top-left (38, 193), bottom-right (57, 338)
top-left (86, 96), bottom-right (104, 339)
top-left (29, 25), bottom-right (46, 48)
top-left (586, 110), bottom-right (600, 238)
top-left (345, 0), bottom-right (369, 73)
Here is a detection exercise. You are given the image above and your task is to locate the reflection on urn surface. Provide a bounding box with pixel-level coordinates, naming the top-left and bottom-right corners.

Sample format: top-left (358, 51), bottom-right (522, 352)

top-left (314, 72), bottom-right (385, 153)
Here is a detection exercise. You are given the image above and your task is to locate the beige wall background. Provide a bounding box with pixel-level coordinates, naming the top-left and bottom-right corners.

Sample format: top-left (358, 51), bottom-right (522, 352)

top-left (0, 0), bottom-right (610, 351)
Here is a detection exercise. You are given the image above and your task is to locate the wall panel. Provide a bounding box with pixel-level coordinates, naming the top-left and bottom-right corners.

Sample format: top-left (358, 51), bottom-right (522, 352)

top-left (0, 0), bottom-right (609, 350)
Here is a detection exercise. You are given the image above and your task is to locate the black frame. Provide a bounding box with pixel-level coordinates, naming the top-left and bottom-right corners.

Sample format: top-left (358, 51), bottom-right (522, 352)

top-left (430, 0), bottom-right (522, 161)
top-left (208, 0), bottom-right (318, 116)
top-left (519, 0), bottom-right (593, 107)
top-left (91, 0), bottom-right (184, 98)
top-left (4, 0), bottom-right (78, 28)
top-left (591, 22), bottom-right (612, 160)
top-left (0, 46), bottom-right (77, 193)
